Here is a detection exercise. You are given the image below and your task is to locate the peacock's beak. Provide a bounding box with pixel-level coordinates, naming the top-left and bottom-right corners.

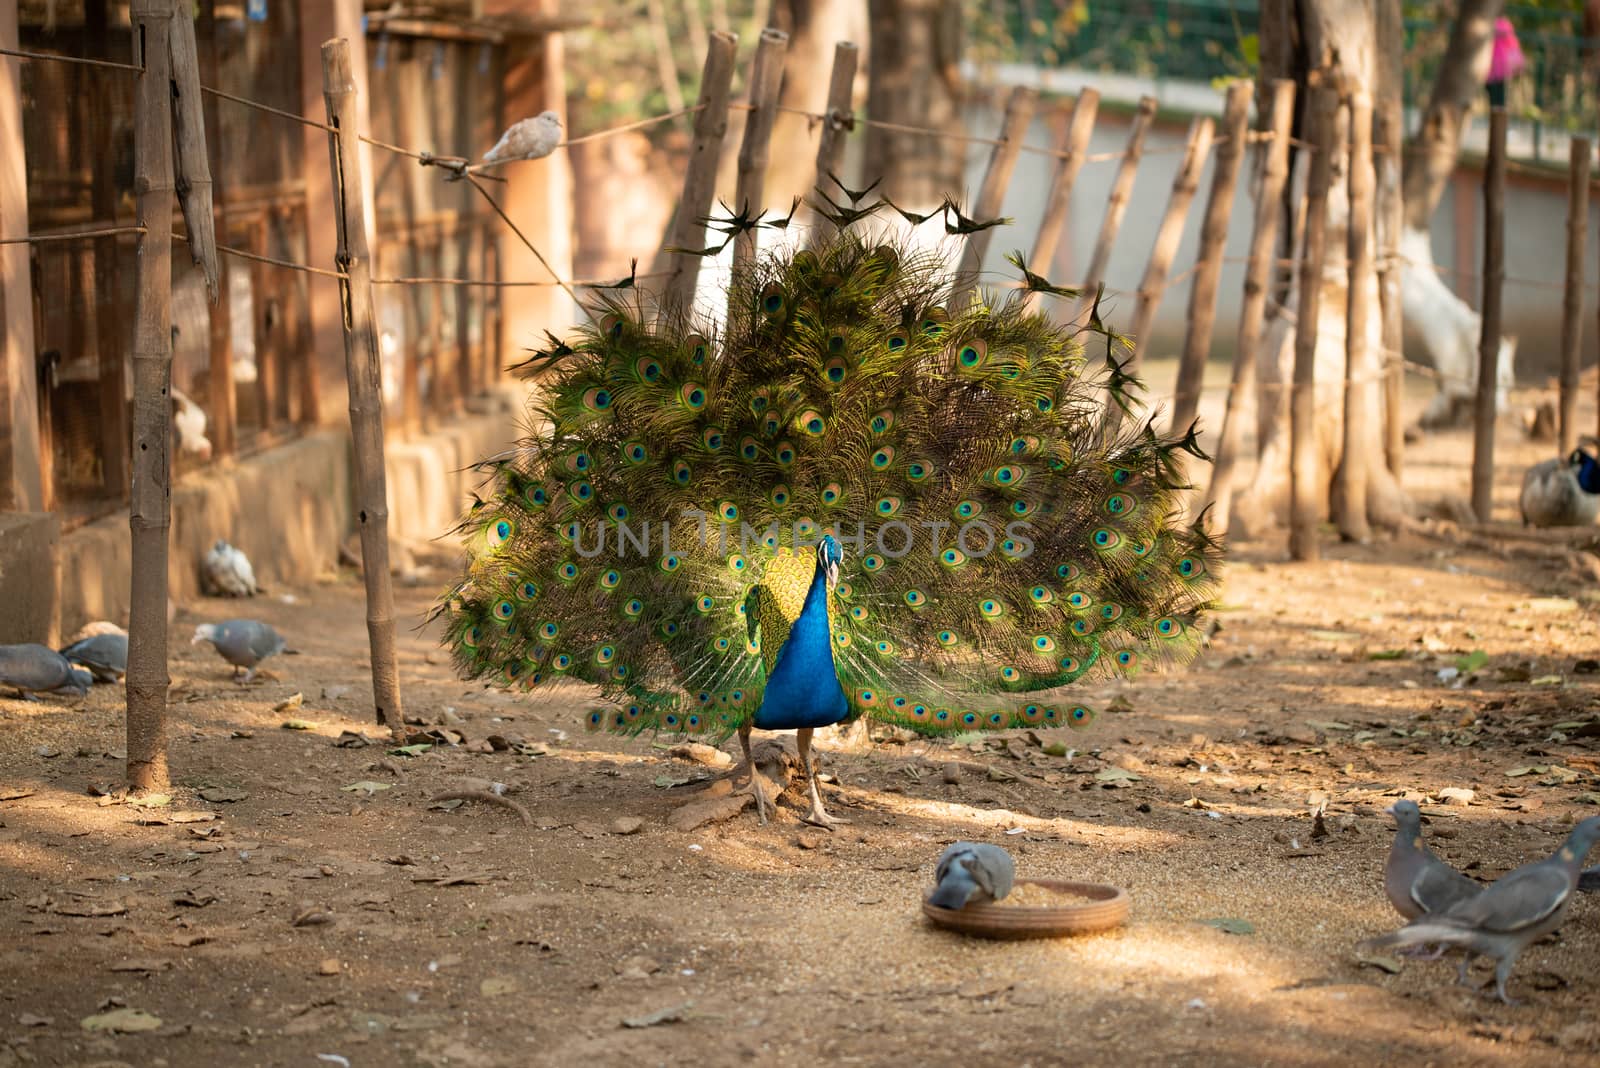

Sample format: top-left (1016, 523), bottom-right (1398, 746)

top-left (825, 560), bottom-right (839, 591)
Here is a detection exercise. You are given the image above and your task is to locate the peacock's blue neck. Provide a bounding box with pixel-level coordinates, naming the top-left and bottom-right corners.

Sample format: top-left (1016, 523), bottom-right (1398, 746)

top-left (753, 563), bottom-right (850, 730)
top-left (1578, 453), bottom-right (1600, 493)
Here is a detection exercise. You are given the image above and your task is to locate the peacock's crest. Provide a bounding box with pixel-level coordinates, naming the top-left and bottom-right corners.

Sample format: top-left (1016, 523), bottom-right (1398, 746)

top-left (439, 229), bottom-right (1222, 739)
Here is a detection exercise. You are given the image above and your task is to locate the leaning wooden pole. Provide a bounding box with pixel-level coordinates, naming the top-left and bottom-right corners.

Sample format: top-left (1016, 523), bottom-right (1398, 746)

top-left (126, 0), bottom-right (176, 792)
top-left (731, 27), bottom-right (788, 275)
top-left (813, 41), bottom-right (858, 198)
top-left (1170, 81), bottom-right (1252, 435)
top-left (322, 38), bottom-right (404, 731)
top-left (1024, 88), bottom-right (1098, 306)
top-left (1559, 136), bottom-right (1590, 456)
top-left (1076, 96), bottom-right (1157, 321)
top-left (168, 3), bottom-right (218, 302)
top-left (1290, 83), bottom-right (1338, 563)
top-left (951, 85), bottom-right (1036, 308)
top-left (1375, 83), bottom-right (1405, 477)
top-left (1334, 92), bottom-right (1376, 543)
top-left (1471, 107), bottom-right (1507, 523)
top-left (660, 31), bottom-right (737, 311)
top-left (1103, 115), bottom-right (1213, 436)
top-left (1203, 78), bottom-right (1295, 535)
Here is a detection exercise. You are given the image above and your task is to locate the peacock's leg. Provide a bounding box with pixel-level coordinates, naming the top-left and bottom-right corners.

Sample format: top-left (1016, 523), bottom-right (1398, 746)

top-left (738, 723), bottom-right (770, 825)
top-left (797, 727), bottom-right (849, 829)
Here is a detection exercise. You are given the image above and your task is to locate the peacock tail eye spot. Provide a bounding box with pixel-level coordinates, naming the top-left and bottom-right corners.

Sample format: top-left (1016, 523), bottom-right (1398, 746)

top-left (957, 339), bottom-right (987, 368)
top-left (582, 388), bottom-right (612, 412)
top-left (870, 409), bottom-right (895, 434)
top-left (750, 391), bottom-right (769, 414)
top-left (1130, 539), bottom-right (1152, 557)
top-left (540, 622), bottom-right (559, 639)
top-left (657, 617), bottom-right (676, 634)
top-left (862, 554), bottom-right (884, 572)
top-left (1116, 650), bottom-right (1138, 668)
top-left (795, 518), bottom-right (817, 537)
top-left (625, 599), bottom-right (644, 617)
top-left (921, 307), bottom-right (948, 334)
top-left (954, 500), bottom-right (981, 519)
top-left (987, 711), bottom-right (1006, 727)
top-left (871, 446), bottom-right (895, 468)
top-left (991, 465), bottom-right (1022, 485)
top-left (876, 640), bottom-right (893, 655)
top-left (1113, 468), bottom-right (1131, 484)
top-left (760, 283), bottom-right (786, 316)
top-left (461, 624), bottom-right (481, 648)
top-left (600, 314), bottom-right (624, 339)
top-left (1029, 586), bottom-right (1052, 604)
top-left (1101, 603), bottom-right (1124, 621)
top-left (702, 427), bottom-right (725, 451)
top-left (559, 563), bottom-right (579, 581)
top-left (886, 329), bottom-right (909, 351)
top-left (857, 689), bottom-right (877, 706)
top-left (526, 485), bottom-right (549, 506)
top-left (836, 581), bottom-right (853, 599)
top-left (934, 709), bottom-right (950, 722)
top-left (800, 410), bottom-right (826, 435)
top-left (1156, 617), bottom-right (1181, 637)
top-left (938, 630), bottom-right (959, 646)
top-left (727, 554), bottom-right (747, 572)
top-left (623, 443), bottom-right (647, 464)
top-left (961, 711), bottom-right (979, 727)
top-left (1072, 617), bottom-right (1095, 636)
top-left (980, 599), bottom-right (1004, 618)
top-left (1036, 397), bottom-right (1054, 413)
top-left (517, 581), bottom-right (539, 601)
top-left (680, 383), bottom-right (708, 410)
top-left (827, 332), bottom-right (847, 353)
top-left (600, 569), bottom-right (621, 589)
top-left (907, 462), bottom-right (928, 481)
top-left (493, 599), bottom-right (515, 621)
top-left (875, 496), bottom-right (901, 516)
top-left (718, 501), bottom-right (738, 522)
top-left (850, 605), bottom-right (869, 621)
top-left (1177, 556), bottom-right (1206, 578)
top-left (1105, 493), bottom-right (1137, 516)
top-left (904, 589), bottom-right (926, 607)
top-left (1070, 706), bottom-right (1093, 726)
top-left (1059, 656), bottom-right (1079, 673)
top-left (714, 637), bottom-right (731, 652)
top-left (587, 710), bottom-right (604, 729)
top-left (697, 595), bottom-right (714, 612)
top-left (820, 483), bottom-right (841, 505)
top-left (740, 438), bottom-right (760, 461)
top-left (835, 632), bottom-right (851, 648)
top-left (941, 549), bottom-right (966, 567)
top-left (1057, 562), bottom-right (1081, 580)
top-left (486, 518), bottom-right (514, 548)
top-left (1000, 666), bottom-right (1019, 682)
top-left (770, 484), bottom-right (791, 507)
top-left (673, 461), bottom-right (692, 485)
top-left (1001, 539), bottom-right (1023, 557)
top-left (595, 645), bottom-right (616, 665)
top-left (1093, 528), bottom-right (1121, 550)
top-left (824, 357), bottom-right (848, 384)
top-left (606, 503), bottom-right (630, 523)
top-left (635, 357), bottom-right (661, 382)
top-left (687, 334), bottom-right (709, 364)
top-left (777, 444), bottom-right (796, 465)
top-left (1011, 500), bottom-right (1033, 516)
top-left (659, 553), bottom-right (681, 573)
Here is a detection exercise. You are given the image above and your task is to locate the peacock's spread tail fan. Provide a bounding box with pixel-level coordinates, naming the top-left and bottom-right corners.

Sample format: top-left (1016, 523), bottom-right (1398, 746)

top-left (439, 232), bottom-right (1222, 739)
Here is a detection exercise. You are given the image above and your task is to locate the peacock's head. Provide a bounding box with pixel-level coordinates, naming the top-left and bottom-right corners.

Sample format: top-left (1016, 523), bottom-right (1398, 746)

top-left (1571, 439), bottom-right (1600, 493)
top-left (816, 534), bottom-right (842, 591)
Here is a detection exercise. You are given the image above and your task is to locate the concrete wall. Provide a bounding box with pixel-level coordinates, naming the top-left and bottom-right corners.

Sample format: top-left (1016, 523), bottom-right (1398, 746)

top-left (0, 512), bottom-right (58, 644)
top-left (29, 387), bottom-right (523, 642)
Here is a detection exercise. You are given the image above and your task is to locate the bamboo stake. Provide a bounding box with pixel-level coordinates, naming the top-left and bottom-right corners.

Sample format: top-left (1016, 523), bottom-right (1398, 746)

top-left (197, 0), bottom-right (234, 456)
top-left (731, 28), bottom-right (788, 275)
top-left (1376, 83), bottom-right (1404, 476)
top-left (1471, 107), bottom-right (1507, 523)
top-left (1290, 82), bottom-right (1338, 563)
top-left (1074, 96), bottom-right (1156, 321)
top-left (1203, 78), bottom-right (1294, 536)
top-left (322, 38), bottom-right (404, 732)
top-left (1334, 91), bottom-right (1375, 543)
top-left (126, 0), bottom-right (176, 792)
top-left (951, 85), bottom-right (1036, 309)
top-left (661, 31), bottom-right (737, 312)
top-left (1170, 81), bottom-right (1251, 435)
top-left (1103, 115), bottom-right (1213, 437)
top-left (814, 41), bottom-right (858, 190)
top-left (1560, 136), bottom-right (1590, 456)
top-left (1023, 87), bottom-right (1098, 305)
top-left (168, 3), bottom-right (218, 302)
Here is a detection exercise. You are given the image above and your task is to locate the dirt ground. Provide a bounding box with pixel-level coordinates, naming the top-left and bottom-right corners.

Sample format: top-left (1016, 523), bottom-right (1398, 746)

top-left (6, 395), bottom-right (1600, 1067)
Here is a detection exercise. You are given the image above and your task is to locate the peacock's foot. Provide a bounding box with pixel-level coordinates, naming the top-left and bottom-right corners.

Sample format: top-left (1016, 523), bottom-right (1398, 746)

top-left (746, 776), bottom-right (771, 825)
top-left (801, 802), bottom-right (850, 830)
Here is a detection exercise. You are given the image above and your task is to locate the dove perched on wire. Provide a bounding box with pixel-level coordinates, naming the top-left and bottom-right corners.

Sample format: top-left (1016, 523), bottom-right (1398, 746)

top-left (0, 644), bottom-right (91, 700)
top-left (1359, 816), bottom-right (1600, 1004)
top-left (927, 842), bottom-right (1016, 910)
top-left (482, 110), bottom-right (563, 165)
top-left (192, 620), bottom-right (286, 683)
top-left (202, 539), bottom-right (259, 597)
top-left (59, 633), bottom-right (128, 684)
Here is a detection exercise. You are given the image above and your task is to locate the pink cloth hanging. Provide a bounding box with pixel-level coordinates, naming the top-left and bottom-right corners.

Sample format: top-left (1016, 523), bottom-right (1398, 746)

top-left (1488, 16), bottom-right (1526, 84)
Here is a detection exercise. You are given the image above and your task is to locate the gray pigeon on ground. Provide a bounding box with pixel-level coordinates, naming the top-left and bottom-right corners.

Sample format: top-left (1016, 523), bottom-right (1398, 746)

top-left (191, 620), bottom-right (286, 682)
top-left (927, 842), bottom-right (1016, 910)
top-left (1359, 816), bottom-right (1600, 1004)
top-left (1384, 800), bottom-right (1482, 920)
top-left (60, 633), bottom-right (128, 684)
top-left (0, 644), bottom-right (91, 699)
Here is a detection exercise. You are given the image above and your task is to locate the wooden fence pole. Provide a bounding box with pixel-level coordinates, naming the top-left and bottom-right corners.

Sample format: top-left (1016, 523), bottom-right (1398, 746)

top-left (1075, 96), bottom-right (1156, 321)
top-left (1103, 115), bottom-right (1213, 436)
top-left (1203, 78), bottom-right (1294, 535)
top-left (661, 31), bottom-right (738, 312)
top-left (197, 0), bottom-right (236, 455)
top-left (322, 38), bottom-right (405, 732)
top-left (1023, 87), bottom-right (1098, 306)
top-left (731, 28), bottom-right (788, 275)
top-left (1334, 91), bottom-right (1376, 543)
top-left (1471, 107), bottom-right (1507, 523)
top-left (1376, 79), bottom-right (1405, 476)
top-left (1560, 136), bottom-right (1590, 456)
top-left (951, 85), bottom-right (1036, 308)
top-left (1169, 80), bottom-right (1252, 435)
top-left (126, 0), bottom-right (176, 792)
top-left (1289, 82), bottom-right (1338, 563)
top-left (813, 41), bottom-right (858, 198)
top-left (169, 6), bottom-right (218, 302)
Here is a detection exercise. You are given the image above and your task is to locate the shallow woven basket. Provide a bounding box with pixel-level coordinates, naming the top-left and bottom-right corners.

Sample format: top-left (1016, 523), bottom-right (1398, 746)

top-left (921, 878), bottom-right (1130, 940)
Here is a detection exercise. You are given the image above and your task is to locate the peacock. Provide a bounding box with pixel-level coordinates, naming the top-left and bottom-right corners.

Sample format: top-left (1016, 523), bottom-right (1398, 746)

top-left (438, 229), bottom-right (1221, 827)
top-left (1518, 438), bottom-right (1600, 528)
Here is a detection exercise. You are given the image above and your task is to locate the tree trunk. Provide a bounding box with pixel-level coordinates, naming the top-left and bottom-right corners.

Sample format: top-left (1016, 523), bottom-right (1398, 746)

top-left (863, 0), bottom-right (964, 207)
top-left (1401, 0), bottom-right (1503, 231)
top-left (766, 0), bottom-right (868, 207)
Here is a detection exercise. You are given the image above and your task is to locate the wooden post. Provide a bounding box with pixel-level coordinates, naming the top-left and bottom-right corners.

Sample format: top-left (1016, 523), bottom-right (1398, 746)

top-left (1203, 78), bottom-right (1294, 536)
top-left (1334, 92), bottom-right (1376, 543)
top-left (127, 0), bottom-right (176, 792)
top-left (732, 28), bottom-right (788, 275)
top-left (950, 85), bottom-right (1036, 308)
top-left (1024, 88), bottom-right (1099, 303)
top-left (1103, 115), bottom-right (1213, 436)
top-left (1375, 0), bottom-right (1405, 476)
top-left (661, 31), bottom-right (737, 312)
top-left (1560, 137), bottom-right (1590, 456)
top-left (169, 5), bottom-right (219, 303)
top-left (1290, 83), bottom-right (1338, 563)
top-left (197, 0), bottom-right (235, 456)
top-left (0, 0), bottom-right (42, 513)
top-left (814, 42), bottom-right (858, 192)
top-left (1075, 96), bottom-right (1157, 321)
top-left (87, 0), bottom-right (128, 498)
top-left (1470, 107), bottom-right (1507, 523)
top-left (322, 38), bottom-right (405, 732)
top-left (1169, 81), bottom-right (1252, 435)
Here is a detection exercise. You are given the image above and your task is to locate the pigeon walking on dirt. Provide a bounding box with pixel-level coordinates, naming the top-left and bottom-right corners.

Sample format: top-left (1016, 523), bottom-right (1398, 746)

top-left (927, 842), bottom-right (1016, 910)
top-left (60, 633), bottom-right (128, 684)
top-left (202, 539), bottom-right (259, 597)
top-left (482, 111), bottom-right (562, 165)
top-left (1385, 800), bottom-right (1482, 920)
top-left (0, 644), bottom-right (91, 699)
top-left (191, 620), bottom-right (286, 683)
top-left (1359, 816), bottom-right (1600, 1004)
